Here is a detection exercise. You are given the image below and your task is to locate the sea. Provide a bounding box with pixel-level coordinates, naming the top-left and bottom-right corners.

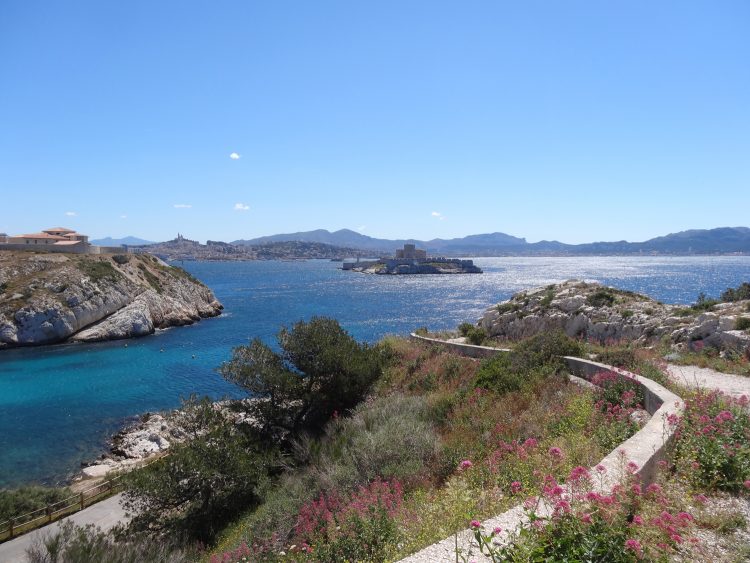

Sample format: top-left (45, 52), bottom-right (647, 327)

top-left (1, 256), bottom-right (750, 488)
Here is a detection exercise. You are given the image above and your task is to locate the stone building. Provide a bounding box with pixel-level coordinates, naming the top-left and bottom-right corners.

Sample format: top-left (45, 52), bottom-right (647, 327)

top-left (395, 243), bottom-right (427, 260)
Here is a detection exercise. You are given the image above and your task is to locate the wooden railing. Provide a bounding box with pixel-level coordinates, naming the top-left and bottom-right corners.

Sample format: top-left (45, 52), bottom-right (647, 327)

top-left (0, 454), bottom-right (167, 543)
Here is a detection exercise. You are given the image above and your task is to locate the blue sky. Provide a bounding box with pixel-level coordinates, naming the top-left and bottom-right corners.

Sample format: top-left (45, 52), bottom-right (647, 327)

top-left (1, 1), bottom-right (748, 244)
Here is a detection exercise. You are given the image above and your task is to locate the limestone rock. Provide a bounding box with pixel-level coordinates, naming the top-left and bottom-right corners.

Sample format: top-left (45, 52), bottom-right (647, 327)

top-left (0, 252), bottom-right (222, 347)
top-left (479, 280), bottom-right (750, 354)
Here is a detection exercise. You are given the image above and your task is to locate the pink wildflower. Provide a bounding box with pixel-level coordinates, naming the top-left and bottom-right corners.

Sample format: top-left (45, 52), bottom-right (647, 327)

top-left (694, 493), bottom-right (708, 504)
top-left (510, 481), bottom-right (522, 493)
top-left (632, 515), bottom-right (644, 525)
top-left (744, 480), bottom-right (750, 489)
top-left (715, 410), bottom-right (734, 423)
top-left (645, 483), bottom-right (662, 495)
top-left (626, 461), bottom-right (639, 474)
top-left (548, 446), bottom-right (563, 459)
top-left (624, 538), bottom-right (643, 558)
top-left (459, 460), bottom-right (473, 470)
top-left (492, 526), bottom-right (502, 535)
top-left (470, 520), bottom-right (481, 529)
top-left (595, 464), bottom-right (607, 473)
top-left (580, 512), bottom-right (592, 524)
top-left (569, 466), bottom-right (590, 481)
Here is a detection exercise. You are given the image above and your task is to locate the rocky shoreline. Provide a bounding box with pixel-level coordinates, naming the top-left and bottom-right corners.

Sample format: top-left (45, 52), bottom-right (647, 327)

top-left (76, 399), bottom-right (258, 483)
top-left (76, 410), bottom-right (186, 481)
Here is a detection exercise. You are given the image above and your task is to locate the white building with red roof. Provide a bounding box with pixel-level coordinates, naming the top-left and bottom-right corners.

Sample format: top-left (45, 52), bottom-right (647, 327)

top-left (0, 227), bottom-right (103, 253)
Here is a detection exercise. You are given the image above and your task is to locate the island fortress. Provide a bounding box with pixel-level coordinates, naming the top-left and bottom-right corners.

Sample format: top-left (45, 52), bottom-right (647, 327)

top-left (0, 227), bottom-right (125, 254)
top-left (343, 243), bottom-right (482, 274)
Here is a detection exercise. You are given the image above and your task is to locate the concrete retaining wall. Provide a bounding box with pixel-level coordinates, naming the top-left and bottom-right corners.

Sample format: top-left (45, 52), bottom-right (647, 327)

top-left (409, 333), bottom-right (510, 358)
top-left (401, 337), bottom-right (684, 562)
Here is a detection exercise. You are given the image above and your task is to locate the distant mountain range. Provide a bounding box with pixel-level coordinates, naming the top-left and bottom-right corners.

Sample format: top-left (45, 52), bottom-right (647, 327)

top-left (233, 227), bottom-right (750, 256)
top-left (90, 236), bottom-right (155, 246)
top-left (233, 229), bottom-right (527, 254)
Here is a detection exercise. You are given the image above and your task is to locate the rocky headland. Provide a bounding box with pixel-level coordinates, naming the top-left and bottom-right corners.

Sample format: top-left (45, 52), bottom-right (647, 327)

top-left (0, 251), bottom-right (222, 347)
top-left (479, 280), bottom-right (750, 356)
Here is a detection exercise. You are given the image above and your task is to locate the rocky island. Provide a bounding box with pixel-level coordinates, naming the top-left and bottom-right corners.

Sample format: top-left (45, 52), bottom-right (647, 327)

top-left (343, 243), bottom-right (482, 274)
top-left (0, 250), bottom-right (222, 347)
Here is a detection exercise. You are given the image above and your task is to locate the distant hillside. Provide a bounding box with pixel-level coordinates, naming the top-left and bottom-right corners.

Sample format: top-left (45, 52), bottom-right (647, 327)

top-left (90, 236), bottom-right (155, 246)
top-left (234, 227), bottom-right (750, 256)
top-left (233, 229), bottom-right (527, 254)
top-left (134, 235), bottom-right (368, 261)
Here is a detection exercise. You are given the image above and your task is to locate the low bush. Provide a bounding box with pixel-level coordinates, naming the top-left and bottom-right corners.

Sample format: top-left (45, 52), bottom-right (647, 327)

top-left (465, 327), bottom-right (486, 346)
top-left (721, 282), bottom-right (750, 302)
top-left (458, 322), bottom-right (475, 337)
top-left (26, 521), bottom-right (189, 563)
top-left (112, 254), bottom-right (130, 265)
top-left (587, 289), bottom-right (616, 308)
top-left (735, 317), bottom-right (750, 331)
top-left (230, 394), bottom-right (437, 550)
top-left (0, 485), bottom-right (71, 525)
top-left (78, 259), bottom-right (121, 283)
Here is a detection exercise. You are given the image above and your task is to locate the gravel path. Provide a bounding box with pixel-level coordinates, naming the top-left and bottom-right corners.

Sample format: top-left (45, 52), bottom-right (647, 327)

top-left (0, 493), bottom-right (129, 563)
top-left (666, 363), bottom-right (750, 399)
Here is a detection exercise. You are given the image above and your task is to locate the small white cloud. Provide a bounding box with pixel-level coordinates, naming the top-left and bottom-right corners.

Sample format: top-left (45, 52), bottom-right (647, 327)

top-left (173, 204), bottom-right (192, 209)
top-left (120, 214), bottom-right (127, 219)
top-left (65, 211), bottom-right (77, 217)
top-left (357, 225), bottom-right (366, 232)
top-left (229, 152), bottom-right (241, 160)
top-left (431, 211), bottom-right (441, 217)
top-left (234, 202), bottom-right (250, 211)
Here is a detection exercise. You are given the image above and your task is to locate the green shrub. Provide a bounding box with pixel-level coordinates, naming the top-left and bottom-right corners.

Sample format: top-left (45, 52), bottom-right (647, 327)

top-left (238, 394), bottom-right (437, 547)
top-left (496, 302), bottom-right (517, 314)
top-left (587, 289), bottom-right (615, 308)
top-left (0, 485), bottom-right (71, 525)
top-left (112, 254), bottom-right (130, 265)
top-left (735, 317), bottom-right (750, 331)
top-left (465, 327), bottom-right (486, 345)
top-left (26, 521), bottom-right (189, 563)
top-left (78, 259), bottom-right (121, 283)
top-left (721, 282), bottom-right (750, 302)
top-left (691, 292), bottom-right (719, 312)
top-left (540, 289), bottom-right (555, 308)
top-left (474, 331), bottom-right (584, 394)
top-left (457, 322), bottom-right (475, 337)
top-left (621, 309), bottom-right (634, 319)
top-left (137, 264), bottom-right (163, 293)
top-left (122, 398), bottom-right (275, 544)
top-left (596, 347), bottom-right (638, 369)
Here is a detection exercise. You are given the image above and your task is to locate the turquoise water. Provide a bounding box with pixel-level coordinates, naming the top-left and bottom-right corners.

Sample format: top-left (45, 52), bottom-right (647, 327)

top-left (2, 256), bottom-right (750, 487)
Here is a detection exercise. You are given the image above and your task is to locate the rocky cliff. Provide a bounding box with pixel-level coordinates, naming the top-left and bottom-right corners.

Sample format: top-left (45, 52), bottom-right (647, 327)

top-left (479, 281), bottom-right (750, 355)
top-left (0, 251), bottom-right (222, 347)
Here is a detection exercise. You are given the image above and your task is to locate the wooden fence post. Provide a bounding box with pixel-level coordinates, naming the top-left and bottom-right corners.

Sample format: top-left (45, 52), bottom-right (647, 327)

top-left (80, 492), bottom-right (85, 511)
top-left (9, 518), bottom-right (13, 539)
top-left (47, 505), bottom-right (52, 523)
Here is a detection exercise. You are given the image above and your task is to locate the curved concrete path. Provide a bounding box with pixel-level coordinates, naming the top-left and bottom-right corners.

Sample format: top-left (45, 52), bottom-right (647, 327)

top-left (666, 363), bottom-right (750, 399)
top-left (0, 493), bottom-right (129, 563)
